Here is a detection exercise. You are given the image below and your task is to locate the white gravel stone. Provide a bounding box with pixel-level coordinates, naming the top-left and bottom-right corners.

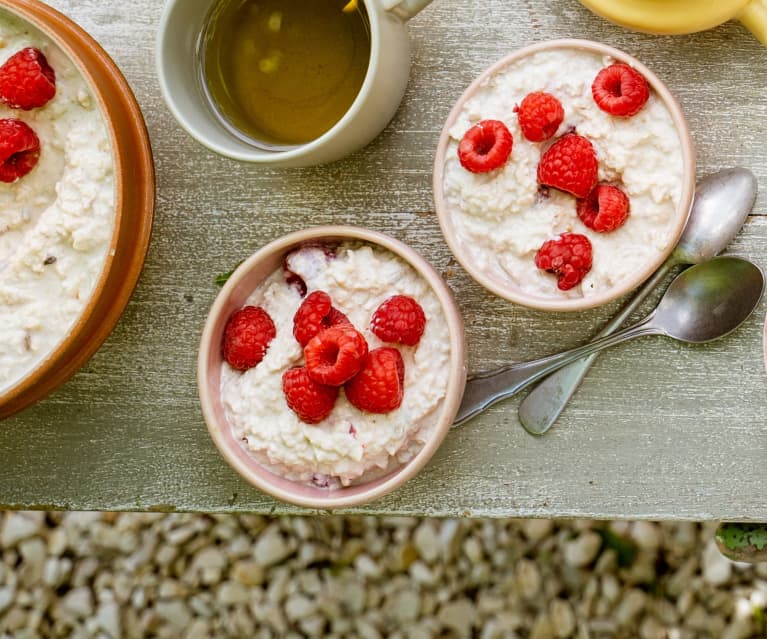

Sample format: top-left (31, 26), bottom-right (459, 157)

top-left (47, 528), bottom-right (68, 556)
top-left (300, 613), bottom-right (327, 637)
top-left (703, 540), bottom-right (732, 586)
top-left (186, 618), bottom-right (211, 639)
top-left (564, 531), bottom-right (602, 568)
top-left (516, 558), bottom-right (542, 599)
top-left (638, 616), bottom-right (666, 639)
top-left (355, 554), bottom-right (383, 579)
top-left (413, 522), bottom-right (441, 564)
top-left (722, 619), bottom-right (754, 639)
top-left (439, 519), bottom-right (463, 560)
top-left (631, 521), bottom-right (661, 550)
top-left (463, 536), bottom-right (484, 563)
top-left (523, 519), bottom-right (555, 543)
top-left (530, 613), bottom-right (554, 639)
top-left (285, 593), bottom-right (317, 621)
top-left (18, 537), bottom-right (46, 586)
top-left (387, 589), bottom-right (421, 624)
top-left (600, 574), bottom-right (620, 603)
top-left (549, 599), bottom-right (576, 638)
top-left (409, 560), bottom-right (437, 586)
top-left (62, 587), bottom-right (94, 618)
top-left (155, 599), bottom-right (192, 631)
top-left (438, 598), bottom-right (476, 638)
top-left (615, 588), bottom-right (646, 626)
top-left (0, 586), bottom-right (14, 614)
top-left (231, 559), bottom-right (265, 586)
top-left (95, 600), bottom-right (121, 639)
top-left (254, 528), bottom-right (292, 567)
top-left (1, 513), bottom-right (43, 548)
top-left (217, 581), bottom-right (250, 606)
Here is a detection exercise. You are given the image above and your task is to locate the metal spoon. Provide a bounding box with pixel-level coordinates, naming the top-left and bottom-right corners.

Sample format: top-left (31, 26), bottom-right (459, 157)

top-left (519, 167), bottom-right (758, 435)
top-left (453, 256), bottom-right (764, 427)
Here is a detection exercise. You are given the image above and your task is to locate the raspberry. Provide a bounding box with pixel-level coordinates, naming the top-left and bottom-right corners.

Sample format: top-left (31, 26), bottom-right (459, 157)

top-left (457, 119), bottom-right (513, 173)
top-left (222, 306), bottom-right (276, 370)
top-left (0, 48), bottom-right (56, 110)
top-left (534, 233), bottom-right (593, 291)
top-left (577, 184), bottom-right (630, 233)
top-left (537, 134), bottom-right (598, 199)
top-left (515, 92), bottom-right (564, 142)
top-left (304, 325), bottom-right (368, 386)
top-left (592, 63), bottom-right (649, 117)
top-left (370, 295), bottom-right (426, 347)
top-left (293, 290), bottom-right (351, 347)
top-left (282, 366), bottom-right (338, 424)
top-left (345, 347), bottom-right (405, 414)
top-left (0, 118), bottom-right (40, 183)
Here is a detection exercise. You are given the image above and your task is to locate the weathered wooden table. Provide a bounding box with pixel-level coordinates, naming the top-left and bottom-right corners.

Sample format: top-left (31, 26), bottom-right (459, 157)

top-left (2, 0), bottom-right (766, 524)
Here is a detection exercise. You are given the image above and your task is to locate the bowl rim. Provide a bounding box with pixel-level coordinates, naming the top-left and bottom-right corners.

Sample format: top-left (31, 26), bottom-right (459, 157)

top-left (433, 38), bottom-right (696, 312)
top-left (197, 225), bottom-right (467, 509)
top-left (0, 0), bottom-right (155, 417)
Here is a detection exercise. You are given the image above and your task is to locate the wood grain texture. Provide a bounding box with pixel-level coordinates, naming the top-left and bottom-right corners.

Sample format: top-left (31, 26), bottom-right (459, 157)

top-left (1, 0), bottom-right (766, 519)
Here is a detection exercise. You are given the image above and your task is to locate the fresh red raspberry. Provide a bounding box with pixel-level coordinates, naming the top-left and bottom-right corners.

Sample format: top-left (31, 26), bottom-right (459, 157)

top-left (345, 347), bottom-right (405, 414)
top-left (535, 233), bottom-right (593, 291)
top-left (304, 325), bottom-right (368, 386)
top-left (282, 366), bottom-right (338, 424)
top-left (0, 118), bottom-right (40, 183)
top-left (293, 290), bottom-right (351, 347)
top-left (457, 119), bottom-right (513, 173)
top-left (0, 48), bottom-right (56, 110)
top-left (370, 295), bottom-right (426, 347)
top-left (222, 306), bottom-right (276, 370)
top-left (537, 134), bottom-right (598, 199)
top-left (577, 184), bottom-right (630, 233)
top-left (515, 92), bottom-right (564, 142)
top-left (592, 63), bottom-right (649, 117)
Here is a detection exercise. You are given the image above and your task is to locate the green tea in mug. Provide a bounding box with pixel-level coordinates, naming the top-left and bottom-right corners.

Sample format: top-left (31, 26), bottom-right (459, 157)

top-left (201, 0), bottom-right (371, 147)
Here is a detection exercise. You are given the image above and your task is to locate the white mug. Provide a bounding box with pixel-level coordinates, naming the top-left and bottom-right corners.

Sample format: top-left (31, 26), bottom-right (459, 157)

top-left (156, 0), bottom-right (434, 167)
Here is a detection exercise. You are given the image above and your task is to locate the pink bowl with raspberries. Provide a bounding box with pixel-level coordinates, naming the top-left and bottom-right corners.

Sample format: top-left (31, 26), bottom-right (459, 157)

top-left (197, 226), bottom-right (467, 509)
top-left (433, 39), bottom-right (696, 311)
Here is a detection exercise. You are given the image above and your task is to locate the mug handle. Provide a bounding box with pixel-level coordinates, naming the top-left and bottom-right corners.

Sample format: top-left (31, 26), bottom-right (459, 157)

top-left (738, 0), bottom-right (767, 45)
top-left (382, 0), bottom-right (434, 21)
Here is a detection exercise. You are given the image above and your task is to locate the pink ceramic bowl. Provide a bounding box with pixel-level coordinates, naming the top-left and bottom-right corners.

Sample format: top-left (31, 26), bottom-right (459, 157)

top-left (198, 226), bottom-right (467, 509)
top-left (433, 39), bottom-right (696, 312)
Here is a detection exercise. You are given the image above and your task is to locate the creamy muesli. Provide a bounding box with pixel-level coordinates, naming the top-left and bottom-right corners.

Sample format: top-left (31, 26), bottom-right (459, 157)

top-left (220, 243), bottom-right (451, 488)
top-left (442, 47), bottom-right (684, 299)
top-left (0, 12), bottom-right (116, 393)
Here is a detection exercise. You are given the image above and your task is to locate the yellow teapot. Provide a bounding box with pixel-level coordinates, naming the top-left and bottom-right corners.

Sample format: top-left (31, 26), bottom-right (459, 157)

top-left (579, 0), bottom-right (766, 45)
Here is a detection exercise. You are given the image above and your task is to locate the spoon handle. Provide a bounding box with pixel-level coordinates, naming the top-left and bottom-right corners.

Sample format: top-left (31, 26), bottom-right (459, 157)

top-left (517, 259), bottom-right (677, 435)
top-left (453, 316), bottom-right (661, 427)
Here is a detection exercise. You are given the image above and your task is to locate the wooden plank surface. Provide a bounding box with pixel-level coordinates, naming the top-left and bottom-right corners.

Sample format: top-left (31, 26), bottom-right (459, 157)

top-left (1, 0), bottom-right (766, 520)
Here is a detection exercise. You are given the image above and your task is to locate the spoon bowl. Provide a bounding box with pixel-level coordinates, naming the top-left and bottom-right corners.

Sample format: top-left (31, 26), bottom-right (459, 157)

top-left (674, 168), bottom-right (758, 264)
top-left (655, 257), bottom-right (765, 343)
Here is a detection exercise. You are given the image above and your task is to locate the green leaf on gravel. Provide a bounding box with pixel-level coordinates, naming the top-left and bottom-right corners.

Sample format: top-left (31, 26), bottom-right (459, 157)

top-left (599, 527), bottom-right (638, 568)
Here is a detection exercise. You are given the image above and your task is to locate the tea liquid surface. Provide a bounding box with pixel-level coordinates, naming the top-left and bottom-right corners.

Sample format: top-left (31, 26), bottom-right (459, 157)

top-left (203, 0), bottom-right (371, 146)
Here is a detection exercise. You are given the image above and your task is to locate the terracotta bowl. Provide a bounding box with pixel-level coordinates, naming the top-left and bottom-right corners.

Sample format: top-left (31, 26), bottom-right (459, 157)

top-left (0, 0), bottom-right (155, 419)
top-left (433, 39), bottom-right (696, 311)
top-left (198, 226), bottom-right (467, 509)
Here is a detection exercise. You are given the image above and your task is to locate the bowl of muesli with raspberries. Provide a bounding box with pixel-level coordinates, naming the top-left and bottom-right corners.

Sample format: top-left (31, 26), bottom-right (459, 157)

top-left (197, 226), bottom-right (467, 508)
top-left (434, 39), bottom-right (695, 311)
top-left (0, 0), bottom-right (154, 418)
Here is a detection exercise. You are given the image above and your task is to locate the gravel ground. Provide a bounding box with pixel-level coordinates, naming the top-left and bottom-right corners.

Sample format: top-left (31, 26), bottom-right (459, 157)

top-left (0, 513), bottom-right (765, 638)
